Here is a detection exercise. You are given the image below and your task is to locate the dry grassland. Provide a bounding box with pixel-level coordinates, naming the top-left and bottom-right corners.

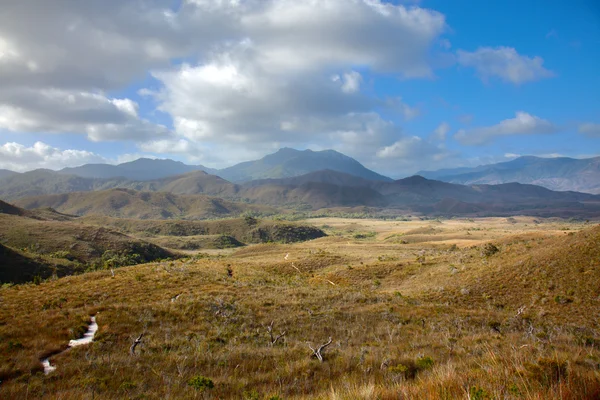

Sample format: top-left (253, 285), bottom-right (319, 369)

top-left (0, 216), bottom-right (599, 399)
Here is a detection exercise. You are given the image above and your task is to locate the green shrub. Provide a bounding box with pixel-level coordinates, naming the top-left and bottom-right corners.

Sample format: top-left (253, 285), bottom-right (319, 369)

top-left (469, 386), bottom-right (490, 400)
top-left (187, 376), bottom-right (214, 391)
top-left (415, 356), bottom-right (434, 370)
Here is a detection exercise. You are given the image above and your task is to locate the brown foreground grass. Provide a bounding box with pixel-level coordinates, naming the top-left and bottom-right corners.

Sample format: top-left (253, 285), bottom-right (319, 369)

top-left (0, 217), bottom-right (599, 399)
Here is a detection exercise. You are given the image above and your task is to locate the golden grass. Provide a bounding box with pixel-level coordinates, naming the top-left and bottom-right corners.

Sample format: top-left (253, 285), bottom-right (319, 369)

top-left (0, 217), bottom-right (598, 399)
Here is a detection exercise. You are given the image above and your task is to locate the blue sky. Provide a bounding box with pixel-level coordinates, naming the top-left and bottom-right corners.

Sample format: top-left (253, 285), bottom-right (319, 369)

top-left (0, 0), bottom-right (598, 177)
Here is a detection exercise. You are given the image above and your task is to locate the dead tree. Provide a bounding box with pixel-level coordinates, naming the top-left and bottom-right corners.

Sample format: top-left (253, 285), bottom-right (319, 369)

top-left (266, 321), bottom-right (286, 346)
top-left (130, 333), bottom-right (144, 355)
top-left (308, 337), bottom-right (333, 362)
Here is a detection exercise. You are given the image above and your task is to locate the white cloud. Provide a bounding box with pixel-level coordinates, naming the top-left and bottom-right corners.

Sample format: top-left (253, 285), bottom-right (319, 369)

top-left (0, 0), bottom-right (450, 168)
top-left (377, 136), bottom-right (448, 160)
top-left (373, 134), bottom-right (455, 176)
top-left (454, 112), bottom-right (557, 145)
top-left (336, 71), bottom-right (363, 94)
top-left (504, 153), bottom-right (520, 159)
top-left (457, 46), bottom-right (554, 84)
top-left (0, 88), bottom-right (170, 142)
top-left (0, 141), bottom-right (108, 172)
top-left (579, 123), bottom-right (600, 137)
top-left (432, 122), bottom-right (450, 141)
top-left (238, 0), bottom-right (446, 77)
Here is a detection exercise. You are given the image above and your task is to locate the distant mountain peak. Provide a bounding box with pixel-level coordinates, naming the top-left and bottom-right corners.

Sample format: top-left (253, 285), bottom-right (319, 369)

top-left (219, 148), bottom-right (392, 182)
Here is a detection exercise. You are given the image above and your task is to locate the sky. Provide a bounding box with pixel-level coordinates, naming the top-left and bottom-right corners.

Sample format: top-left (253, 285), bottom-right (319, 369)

top-left (0, 0), bottom-right (598, 177)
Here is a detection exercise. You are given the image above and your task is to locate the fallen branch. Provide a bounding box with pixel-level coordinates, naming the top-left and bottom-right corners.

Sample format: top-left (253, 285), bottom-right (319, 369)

top-left (308, 337), bottom-right (333, 362)
top-left (130, 333), bottom-right (144, 355)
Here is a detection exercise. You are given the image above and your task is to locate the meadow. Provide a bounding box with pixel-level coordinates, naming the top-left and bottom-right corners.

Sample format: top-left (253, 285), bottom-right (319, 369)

top-left (1, 216), bottom-right (599, 399)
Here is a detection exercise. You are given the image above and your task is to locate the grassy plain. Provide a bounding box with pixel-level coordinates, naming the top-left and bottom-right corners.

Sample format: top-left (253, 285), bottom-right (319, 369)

top-left (0, 216), bottom-right (599, 399)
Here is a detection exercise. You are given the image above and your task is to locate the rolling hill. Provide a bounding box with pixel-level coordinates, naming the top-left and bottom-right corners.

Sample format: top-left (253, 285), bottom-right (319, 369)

top-left (13, 189), bottom-right (274, 220)
top-left (418, 156), bottom-right (600, 194)
top-left (0, 202), bottom-right (176, 283)
top-left (59, 158), bottom-right (218, 180)
top-left (0, 170), bottom-right (239, 202)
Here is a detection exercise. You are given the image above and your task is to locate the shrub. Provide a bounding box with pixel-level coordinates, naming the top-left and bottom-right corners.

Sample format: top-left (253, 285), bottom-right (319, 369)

top-left (469, 386), bottom-right (490, 400)
top-left (482, 243), bottom-right (499, 257)
top-left (187, 376), bottom-right (214, 391)
top-left (415, 356), bottom-right (434, 370)
top-left (524, 358), bottom-right (568, 385)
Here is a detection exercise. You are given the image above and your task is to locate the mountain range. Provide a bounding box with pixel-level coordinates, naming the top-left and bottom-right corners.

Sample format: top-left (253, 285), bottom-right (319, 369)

top-left (4, 150), bottom-right (600, 194)
top-left (1, 149), bottom-right (600, 218)
top-left (419, 156), bottom-right (600, 194)
top-left (53, 148), bottom-right (390, 183)
top-left (6, 169), bottom-right (600, 218)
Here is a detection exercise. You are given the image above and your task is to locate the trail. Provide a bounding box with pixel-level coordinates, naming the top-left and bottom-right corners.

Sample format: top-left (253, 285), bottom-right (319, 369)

top-left (42, 315), bottom-right (98, 374)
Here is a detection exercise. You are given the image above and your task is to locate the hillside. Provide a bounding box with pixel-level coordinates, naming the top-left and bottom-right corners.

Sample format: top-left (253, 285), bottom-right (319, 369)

top-left (0, 169), bottom-right (118, 201)
top-left (81, 216), bottom-right (327, 246)
top-left (243, 169), bottom-right (376, 188)
top-left (14, 189), bottom-right (273, 220)
top-left (242, 181), bottom-right (387, 209)
top-left (147, 171), bottom-right (240, 197)
top-left (0, 169), bottom-right (18, 179)
top-left (0, 243), bottom-right (51, 284)
top-left (1, 218), bottom-right (599, 398)
top-left (445, 225), bottom-right (600, 322)
top-left (219, 148), bottom-right (392, 182)
top-left (419, 156), bottom-right (600, 194)
top-left (59, 158), bottom-right (218, 180)
top-left (0, 169), bottom-right (239, 202)
top-left (0, 202), bottom-right (176, 283)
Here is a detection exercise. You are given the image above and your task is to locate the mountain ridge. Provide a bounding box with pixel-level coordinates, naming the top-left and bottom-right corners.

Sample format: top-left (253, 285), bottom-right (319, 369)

top-left (418, 156), bottom-right (600, 194)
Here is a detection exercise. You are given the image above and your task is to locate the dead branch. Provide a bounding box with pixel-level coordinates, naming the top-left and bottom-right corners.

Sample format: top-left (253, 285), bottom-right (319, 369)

top-left (266, 321), bottom-right (286, 346)
top-left (130, 333), bottom-right (144, 355)
top-left (308, 337), bottom-right (333, 362)
top-left (171, 293), bottom-right (182, 302)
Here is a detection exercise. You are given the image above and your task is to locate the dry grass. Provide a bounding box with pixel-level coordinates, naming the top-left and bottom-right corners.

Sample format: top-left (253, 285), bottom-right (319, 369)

top-left (0, 217), bottom-right (598, 399)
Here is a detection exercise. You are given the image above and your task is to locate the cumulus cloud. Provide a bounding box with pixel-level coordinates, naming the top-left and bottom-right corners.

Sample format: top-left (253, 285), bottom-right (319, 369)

top-left (377, 136), bottom-right (446, 159)
top-left (373, 132), bottom-right (455, 176)
top-left (0, 0), bottom-right (451, 168)
top-left (0, 88), bottom-right (171, 142)
top-left (0, 141), bottom-right (108, 172)
top-left (457, 47), bottom-right (554, 84)
top-left (454, 112), bottom-right (557, 145)
top-left (579, 123), bottom-right (600, 137)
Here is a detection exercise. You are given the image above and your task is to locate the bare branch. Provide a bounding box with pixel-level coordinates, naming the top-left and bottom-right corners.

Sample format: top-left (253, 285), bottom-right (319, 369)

top-left (308, 337), bottom-right (333, 362)
top-left (266, 321), bottom-right (286, 346)
top-left (171, 293), bottom-right (182, 302)
top-left (130, 333), bottom-right (144, 355)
